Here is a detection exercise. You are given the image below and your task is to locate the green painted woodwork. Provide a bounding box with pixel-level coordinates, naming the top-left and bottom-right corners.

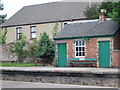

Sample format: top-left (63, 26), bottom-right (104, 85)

top-left (85, 58), bottom-right (97, 61)
top-left (54, 34), bottom-right (113, 40)
top-left (68, 58), bottom-right (97, 65)
top-left (99, 41), bottom-right (110, 68)
top-left (58, 43), bottom-right (67, 67)
top-left (68, 58), bottom-right (79, 61)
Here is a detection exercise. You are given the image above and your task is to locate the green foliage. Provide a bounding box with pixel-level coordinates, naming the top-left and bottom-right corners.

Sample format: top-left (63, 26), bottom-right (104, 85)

top-left (0, 1), bottom-right (7, 24)
top-left (83, 4), bottom-right (99, 19)
top-left (36, 32), bottom-right (54, 64)
top-left (26, 39), bottom-right (38, 65)
top-left (52, 21), bottom-right (59, 37)
top-left (0, 2), bottom-right (3, 10)
top-left (0, 28), bottom-right (7, 44)
top-left (108, 2), bottom-right (120, 23)
top-left (98, 2), bottom-right (113, 14)
top-left (11, 34), bottom-right (27, 63)
top-left (98, 2), bottom-right (120, 23)
top-left (0, 63), bottom-right (43, 67)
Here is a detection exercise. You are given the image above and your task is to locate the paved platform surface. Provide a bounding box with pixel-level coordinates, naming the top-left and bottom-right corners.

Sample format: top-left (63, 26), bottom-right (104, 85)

top-left (0, 80), bottom-right (115, 88)
top-left (0, 66), bottom-right (119, 74)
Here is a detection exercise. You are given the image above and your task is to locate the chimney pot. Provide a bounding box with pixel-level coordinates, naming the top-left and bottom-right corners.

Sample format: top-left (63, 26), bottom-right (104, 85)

top-left (99, 9), bottom-right (107, 22)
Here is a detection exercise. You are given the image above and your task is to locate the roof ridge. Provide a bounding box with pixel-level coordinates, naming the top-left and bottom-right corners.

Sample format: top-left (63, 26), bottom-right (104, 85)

top-left (24, 1), bottom-right (62, 7)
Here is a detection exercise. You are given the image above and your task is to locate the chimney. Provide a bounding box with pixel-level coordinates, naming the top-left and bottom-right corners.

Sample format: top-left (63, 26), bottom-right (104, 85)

top-left (99, 9), bottom-right (107, 22)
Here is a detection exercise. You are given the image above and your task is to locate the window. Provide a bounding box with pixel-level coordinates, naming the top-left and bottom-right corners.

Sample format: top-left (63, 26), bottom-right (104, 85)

top-left (16, 27), bottom-right (22, 40)
top-left (30, 26), bottom-right (36, 39)
top-left (75, 41), bottom-right (85, 58)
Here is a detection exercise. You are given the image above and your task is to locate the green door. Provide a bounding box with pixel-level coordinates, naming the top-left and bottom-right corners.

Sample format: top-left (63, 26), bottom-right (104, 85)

top-left (58, 43), bottom-right (67, 67)
top-left (99, 41), bottom-right (110, 68)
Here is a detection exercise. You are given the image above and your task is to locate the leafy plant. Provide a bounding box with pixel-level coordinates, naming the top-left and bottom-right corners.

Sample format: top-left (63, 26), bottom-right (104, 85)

top-left (26, 39), bottom-right (38, 66)
top-left (108, 2), bottom-right (120, 23)
top-left (11, 34), bottom-right (27, 63)
top-left (52, 21), bottom-right (59, 37)
top-left (83, 4), bottom-right (99, 19)
top-left (36, 32), bottom-right (54, 65)
top-left (98, 2), bottom-right (120, 23)
top-left (0, 1), bottom-right (7, 24)
top-left (0, 28), bottom-right (7, 44)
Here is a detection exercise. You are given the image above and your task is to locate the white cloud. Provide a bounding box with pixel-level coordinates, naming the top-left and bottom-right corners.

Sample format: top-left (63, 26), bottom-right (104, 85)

top-left (1, 0), bottom-right (62, 19)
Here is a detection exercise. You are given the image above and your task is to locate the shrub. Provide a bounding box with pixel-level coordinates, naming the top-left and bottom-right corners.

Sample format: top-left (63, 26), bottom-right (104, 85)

top-left (11, 34), bottom-right (26, 63)
top-left (36, 32), bottom-right (54, 65)
top-left (0, 28), bottom-right (7, 44)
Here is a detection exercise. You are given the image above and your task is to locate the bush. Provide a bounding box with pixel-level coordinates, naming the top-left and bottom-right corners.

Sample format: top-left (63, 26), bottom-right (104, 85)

top-left (36, 32), bottom-right (54, 65)
top-left (11, 34), bottom-right (26, 63)
top-left (83, 4), bottom-right (99, 19)
top-left (0, 28), bottom-right (7, 44)
top-left (26, 39), bottom-right (38, 65)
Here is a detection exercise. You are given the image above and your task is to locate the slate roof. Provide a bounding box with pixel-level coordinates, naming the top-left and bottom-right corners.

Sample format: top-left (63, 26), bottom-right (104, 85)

top-left (54, 20), bottom-right (120, 39)
top-left (1, 2), bottom-right (93, 27)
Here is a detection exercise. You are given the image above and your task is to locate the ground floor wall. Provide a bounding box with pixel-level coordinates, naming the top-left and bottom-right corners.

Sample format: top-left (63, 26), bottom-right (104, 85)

top-left (112, 50), bottom-right (120, 68)
top-left (55, 37), bottom-right (119, 68)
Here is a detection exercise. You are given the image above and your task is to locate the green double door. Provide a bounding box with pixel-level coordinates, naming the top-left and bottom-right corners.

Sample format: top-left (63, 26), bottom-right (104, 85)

top-left (99, 41), bottom-right (110, 68)
top-left (58, 43), bottom-right (67, 67)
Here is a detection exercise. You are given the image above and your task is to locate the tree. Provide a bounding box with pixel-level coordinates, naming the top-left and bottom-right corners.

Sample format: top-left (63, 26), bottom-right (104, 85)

top-left (0, 1), bottom-right (7, 24)
top-left (26, 39), bottom-right (38, 65)
top-left (52, 21), bottom-right (59, 37)
top-left (83, 4), bottom-right (99, 19)
top-left (108, 2), bottom-right (120, 23)
top-left (98, 2), bottom-right (113, 14)
top-left (98, 2), bottom-right (120, 23)
top-left (36, 32), bottom-right (54, 65)
top-left (0, 28), bottom-right (7, 44)
top-left (11, 34), bottom-right (26, 63)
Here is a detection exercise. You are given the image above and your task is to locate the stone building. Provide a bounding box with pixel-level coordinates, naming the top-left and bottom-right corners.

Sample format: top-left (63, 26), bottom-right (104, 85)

top-left (0, 2), bottom-right (94, 44)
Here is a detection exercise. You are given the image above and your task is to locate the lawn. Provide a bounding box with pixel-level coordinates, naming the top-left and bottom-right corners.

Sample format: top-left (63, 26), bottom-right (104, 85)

top-left (0, 63), bottom-right (43, 67)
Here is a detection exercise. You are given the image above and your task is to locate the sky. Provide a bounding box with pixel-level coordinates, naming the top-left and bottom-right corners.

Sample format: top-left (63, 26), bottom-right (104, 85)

top-left (1, 0), bottom-right (62, 19)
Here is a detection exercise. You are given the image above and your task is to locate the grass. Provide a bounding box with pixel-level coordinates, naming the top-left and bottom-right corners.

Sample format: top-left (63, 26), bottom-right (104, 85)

top-left (0, 63), bottom-right (43, 67)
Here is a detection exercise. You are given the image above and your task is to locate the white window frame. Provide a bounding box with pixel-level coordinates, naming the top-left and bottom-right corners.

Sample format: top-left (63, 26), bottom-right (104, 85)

top-left (16, 27), bottom-right (22, 40)
top-left (75, 41), bottom-right (86, 59)
top-left (30, 26), bottom-right (36, 39)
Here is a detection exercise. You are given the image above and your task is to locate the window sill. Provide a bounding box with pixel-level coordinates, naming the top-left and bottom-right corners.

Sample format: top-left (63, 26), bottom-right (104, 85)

top-left (29, 38), bottom-right (37, 40)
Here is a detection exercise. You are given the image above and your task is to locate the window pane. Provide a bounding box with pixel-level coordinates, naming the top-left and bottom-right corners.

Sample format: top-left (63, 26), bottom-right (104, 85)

top-left (31, 26), bottom-right (36, 32)
top-left (17, 34), bottom-right (22, 39)
top-left (83, 52), bottom-right (85, 56)
top-left (79, 47), bottom-right (82, 51)
top-left (31, 33), bottom-right (36, 38)
top-left (79, 52), bottom-right (82, 56)
top-left (17, 28), bottom-right (22, 33)
top-left (76, 47), bottom-right (78, 51)
top-left (79, 41), bottom-right (81, 46)
top-left (82, 47), bottom-right (85, 51)
top-left (82, 41), bottom-right (84, 45)
top-left (76, 52), bottom-right (79, 56)
top-left (76, 41), bottom-right (78, 46)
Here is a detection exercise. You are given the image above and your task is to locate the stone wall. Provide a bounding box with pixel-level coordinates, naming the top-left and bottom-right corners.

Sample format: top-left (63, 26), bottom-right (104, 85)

top-left (1, 69), bottom-right (119, 87)
top-left (0, 44), bottom-right (17, 62)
